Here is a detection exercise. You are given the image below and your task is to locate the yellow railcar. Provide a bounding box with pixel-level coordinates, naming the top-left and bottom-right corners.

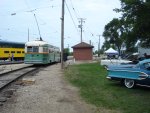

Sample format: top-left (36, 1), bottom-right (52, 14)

top-left (0, 40), bottom-right (25, 61)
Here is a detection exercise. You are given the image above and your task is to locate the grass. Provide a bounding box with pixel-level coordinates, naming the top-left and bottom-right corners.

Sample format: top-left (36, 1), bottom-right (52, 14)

top-left (64, 62), bottom-right (150, 113)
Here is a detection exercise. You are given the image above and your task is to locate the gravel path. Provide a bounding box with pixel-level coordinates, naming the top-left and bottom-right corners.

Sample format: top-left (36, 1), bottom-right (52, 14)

top-left (0, 64), bottom-right (95, 113)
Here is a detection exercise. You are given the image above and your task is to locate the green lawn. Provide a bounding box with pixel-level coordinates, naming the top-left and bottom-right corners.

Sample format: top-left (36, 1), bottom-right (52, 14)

top-left (64, 62), bottom-right (150, 113)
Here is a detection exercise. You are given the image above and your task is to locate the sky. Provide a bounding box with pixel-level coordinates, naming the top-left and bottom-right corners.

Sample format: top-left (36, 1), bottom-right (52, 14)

top-left (0, 0), bottom-right (121, 51)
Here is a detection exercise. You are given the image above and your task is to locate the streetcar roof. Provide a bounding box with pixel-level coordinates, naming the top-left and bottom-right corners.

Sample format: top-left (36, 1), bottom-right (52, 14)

top-left (25, 40), bottom-right (49, 46)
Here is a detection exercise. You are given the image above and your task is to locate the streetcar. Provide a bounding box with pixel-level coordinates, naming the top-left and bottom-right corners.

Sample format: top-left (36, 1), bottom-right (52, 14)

top-left (24, 40), bottom-right (60, 64)
top-left (0, 40), bottom-right (25, 61)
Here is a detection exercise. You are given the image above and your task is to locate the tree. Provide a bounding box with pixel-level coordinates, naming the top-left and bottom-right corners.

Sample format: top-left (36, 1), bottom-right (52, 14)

top-left (115, 0), bottom-right (150, 47)
top-left (103, 18), bottom-right (125, 55)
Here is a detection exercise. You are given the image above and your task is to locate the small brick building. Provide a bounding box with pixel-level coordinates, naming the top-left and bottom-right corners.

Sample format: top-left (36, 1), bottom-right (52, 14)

top-left (72, 42), bottom-right (94, 61)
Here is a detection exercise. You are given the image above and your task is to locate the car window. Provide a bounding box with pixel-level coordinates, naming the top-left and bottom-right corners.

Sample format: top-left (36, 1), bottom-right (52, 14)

top-left (143, 62), bottom-right (150, 70)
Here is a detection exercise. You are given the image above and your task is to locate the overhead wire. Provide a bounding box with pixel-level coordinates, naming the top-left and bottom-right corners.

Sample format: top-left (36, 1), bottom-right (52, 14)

top-left (65, 1), bottom-right (79, 34)
top-left (69, 0), bottom-right (80, 19)
top-left (23, 0), bottom-right (60, 39)
top-left (67, 0), bottom-right (96, 43)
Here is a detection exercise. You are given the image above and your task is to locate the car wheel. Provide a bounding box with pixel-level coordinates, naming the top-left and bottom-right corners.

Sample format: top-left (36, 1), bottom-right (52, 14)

top-left (124, 79), bottom-right (135, 88)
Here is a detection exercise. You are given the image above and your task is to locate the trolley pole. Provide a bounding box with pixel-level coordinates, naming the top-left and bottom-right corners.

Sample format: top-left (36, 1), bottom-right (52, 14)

top-left (61, 0), bottom-right (65, 69)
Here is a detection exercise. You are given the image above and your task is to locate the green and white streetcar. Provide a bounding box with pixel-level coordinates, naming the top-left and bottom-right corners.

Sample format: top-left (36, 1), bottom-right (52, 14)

top-left (24, 40), bottom-right (60, 64)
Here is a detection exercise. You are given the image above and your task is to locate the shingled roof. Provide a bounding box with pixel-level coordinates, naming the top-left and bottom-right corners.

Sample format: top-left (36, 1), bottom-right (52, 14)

top-left (72, 42), bottom-right (94, 49)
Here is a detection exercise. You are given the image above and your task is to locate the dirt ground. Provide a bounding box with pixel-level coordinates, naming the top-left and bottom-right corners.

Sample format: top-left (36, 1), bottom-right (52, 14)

top-left (0, 63), bottom-right (96, 113)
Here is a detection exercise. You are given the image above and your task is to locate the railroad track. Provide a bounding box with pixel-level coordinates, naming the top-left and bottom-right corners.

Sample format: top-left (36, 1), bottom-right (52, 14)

top-left (0, 66), bottom-right (39, 91)
top-left (0, 61), bottom-right (24, 65)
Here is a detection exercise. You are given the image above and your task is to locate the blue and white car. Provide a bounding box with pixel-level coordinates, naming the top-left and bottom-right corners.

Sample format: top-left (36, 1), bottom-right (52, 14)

top-left (107, 59), bottom-right (150, 88)
top-left (101, 59), bottom-right (133, 67)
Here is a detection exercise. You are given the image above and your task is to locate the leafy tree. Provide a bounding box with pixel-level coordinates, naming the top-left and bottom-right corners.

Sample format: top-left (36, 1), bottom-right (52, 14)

top-left (103, 18), bottom-right (125, 55)
top-left (115, 0), bottom-right (150, 47)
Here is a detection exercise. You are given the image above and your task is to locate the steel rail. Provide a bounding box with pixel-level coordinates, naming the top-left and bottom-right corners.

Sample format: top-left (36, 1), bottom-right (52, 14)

top-left (0, 67), bottom-right (39, 91)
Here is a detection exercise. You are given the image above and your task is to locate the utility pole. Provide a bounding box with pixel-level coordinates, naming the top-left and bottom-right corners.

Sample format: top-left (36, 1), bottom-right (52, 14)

top-left (61, 0), bottom-right (65, 69)
top-left (97, 35), bottom-right (101, 57)
top-left (89, 40), bottom-right (91, 45)
top-left (78, 18), bottom-right (85, 42)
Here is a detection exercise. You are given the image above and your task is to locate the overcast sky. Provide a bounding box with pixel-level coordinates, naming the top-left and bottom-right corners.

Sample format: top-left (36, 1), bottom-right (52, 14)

top-left (0, 0), bottom-right (121, 51)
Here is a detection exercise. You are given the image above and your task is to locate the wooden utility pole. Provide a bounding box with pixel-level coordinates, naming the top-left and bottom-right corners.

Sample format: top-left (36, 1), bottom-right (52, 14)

top-left (97, 35), bottom-right (101, 56)
top-left (61, 0), bottom-right (65, 69)
top-left (78, 18), bottom-right (85, 42)
top-left (97, 35), bottom-right (101, 51)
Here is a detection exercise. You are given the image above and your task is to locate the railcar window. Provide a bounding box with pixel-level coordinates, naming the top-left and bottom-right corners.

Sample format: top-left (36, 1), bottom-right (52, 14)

top-left (43, 47), bottom-right (48, 52)
top-left (27, 46), bottom-right (33, 52)
top-left (27, 46), bottom-right (38, 52)
top-left (4, 51), bottom-right (9, 53)
top-left (22, 51), bottom-right (24, 53)
top-left (11, 51), bottom-right (15, 53)
top-left (17, 51), bottom-right (21, 53)
top-left (33, 46), bottom-right (38, 52)
top-left (0, 41), bottom-right (25, 48)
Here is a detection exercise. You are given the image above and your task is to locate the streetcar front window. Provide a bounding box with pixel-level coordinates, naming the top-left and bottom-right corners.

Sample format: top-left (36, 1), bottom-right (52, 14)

top-left (27, 46), bottom-right (33, 52)
top-left (33, 46), bottom-right (39, 52)
top-left (27, 46), bottom-right (39, 53)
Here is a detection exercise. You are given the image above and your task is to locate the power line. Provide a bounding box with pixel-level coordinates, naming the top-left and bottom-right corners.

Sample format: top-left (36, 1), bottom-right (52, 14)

top-left (67, 0), bottom-right (95, 43)
top-left (69, 0), bottom-right (80, 19)
top-left (65, 1), bottom-right (78, 33)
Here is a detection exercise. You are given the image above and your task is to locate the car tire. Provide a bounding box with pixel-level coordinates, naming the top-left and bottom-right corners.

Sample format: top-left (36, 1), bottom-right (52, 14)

top-left (124, 79), bottom-right (135, 89)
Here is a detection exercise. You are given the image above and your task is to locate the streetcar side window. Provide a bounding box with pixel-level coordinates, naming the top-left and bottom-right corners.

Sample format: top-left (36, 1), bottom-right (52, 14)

top-left (43, 47), bottom-right (48, 52)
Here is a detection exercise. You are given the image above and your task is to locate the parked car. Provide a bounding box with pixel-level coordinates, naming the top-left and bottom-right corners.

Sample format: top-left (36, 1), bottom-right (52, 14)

top-left (107, 59), bottom-right (150, 88)
top-left (100, 58), bottom-right (133, 67)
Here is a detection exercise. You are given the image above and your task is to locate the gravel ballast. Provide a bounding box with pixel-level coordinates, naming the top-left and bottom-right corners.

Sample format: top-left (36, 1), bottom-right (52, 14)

top-left (0, 64), bottom-right (95, 113)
